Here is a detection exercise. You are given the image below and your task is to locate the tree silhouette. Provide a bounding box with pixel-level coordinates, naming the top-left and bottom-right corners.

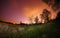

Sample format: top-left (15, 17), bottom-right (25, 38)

top-left (52, 12), bottom-right (60, 32)
top-left (34, 16), bottom-right (39, 24)
top-left (42, 0), bottom-right (51, 6)
top-left (40, 14), bottom-right (44, 23)
top-left (54, 11), bottom-right (60, 23)
top-left (42, 0), bottom-right (60, 11)
top-left (0, 20), bottom-right (13, 24)
top-left (52, 0), bottom-right (60, 10)
top-left (42, 9), bottom-right (50, 23)
top-left (28, 16), bottom-right (34, 24)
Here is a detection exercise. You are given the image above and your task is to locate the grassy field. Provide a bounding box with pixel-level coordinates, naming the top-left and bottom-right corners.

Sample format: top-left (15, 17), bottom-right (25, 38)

top-left (0, 22), bottom-right (60, 38)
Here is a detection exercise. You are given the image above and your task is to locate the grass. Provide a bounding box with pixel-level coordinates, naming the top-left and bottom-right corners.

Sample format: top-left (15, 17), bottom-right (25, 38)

top-left (0, 22), bottom-right (60, 38)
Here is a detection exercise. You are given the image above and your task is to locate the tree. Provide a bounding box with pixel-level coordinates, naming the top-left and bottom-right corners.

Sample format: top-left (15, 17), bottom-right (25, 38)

top-left (51, 0), bottom-right (60, 11)
top-left (29, 16), bottom-right (33, 24)
top-left (52, 12), bottom-right (60, 30)
top-left (0, 20), bottom-right (13, 24)
top-left (40, 14), bottom-right (45, 23)
top-left (42, 9), bottom-right (50, 23)
top-left (55, 12), bottom-right (60, 21)
top-left (42, 0), bottom-right (51, 5)
top-left (42, 0), bottom-right (60, 11)
top-left (34, 16), bottom-right (39, 24)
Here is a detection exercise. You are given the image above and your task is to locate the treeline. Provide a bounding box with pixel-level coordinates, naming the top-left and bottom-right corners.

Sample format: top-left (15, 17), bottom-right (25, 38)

top-left (0, 20), bottom-right (13, 24)
top-left (29, 9), bottom-right (51, 24)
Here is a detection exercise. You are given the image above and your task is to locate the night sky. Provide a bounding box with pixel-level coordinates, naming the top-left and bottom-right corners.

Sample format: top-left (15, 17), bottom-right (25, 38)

top-left (0, 0), bottom-right (59, 24)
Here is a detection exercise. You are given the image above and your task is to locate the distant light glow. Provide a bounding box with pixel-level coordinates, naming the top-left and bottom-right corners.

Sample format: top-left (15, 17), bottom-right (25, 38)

top-left (0, 0), bottom-right (59, 24)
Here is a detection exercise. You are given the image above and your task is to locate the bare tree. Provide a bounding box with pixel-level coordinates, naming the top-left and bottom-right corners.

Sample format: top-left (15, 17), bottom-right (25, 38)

top-left (40, 14), bottom-right (45, 23)
top-left (29, 16), bottom-right (33, 24)
top-left (34, 16), bottom-right (39, 24)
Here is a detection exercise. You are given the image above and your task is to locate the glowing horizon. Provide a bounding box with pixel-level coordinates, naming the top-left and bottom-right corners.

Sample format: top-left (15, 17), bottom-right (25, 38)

top-left (0, 0), bottom-right (59, 24)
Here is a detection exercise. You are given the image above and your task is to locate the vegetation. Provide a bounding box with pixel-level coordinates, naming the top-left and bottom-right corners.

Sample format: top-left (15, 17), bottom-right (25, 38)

top-left (0, 21), bottom-right (60, 38)
top-left (0, 11), bottom-right (60, 38)
top-left (42, 0), bottom-right (60, 11)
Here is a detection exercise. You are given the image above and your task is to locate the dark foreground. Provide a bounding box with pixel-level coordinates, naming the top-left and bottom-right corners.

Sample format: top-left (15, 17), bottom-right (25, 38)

top-left (0, 21), bottom-right (60, 38)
